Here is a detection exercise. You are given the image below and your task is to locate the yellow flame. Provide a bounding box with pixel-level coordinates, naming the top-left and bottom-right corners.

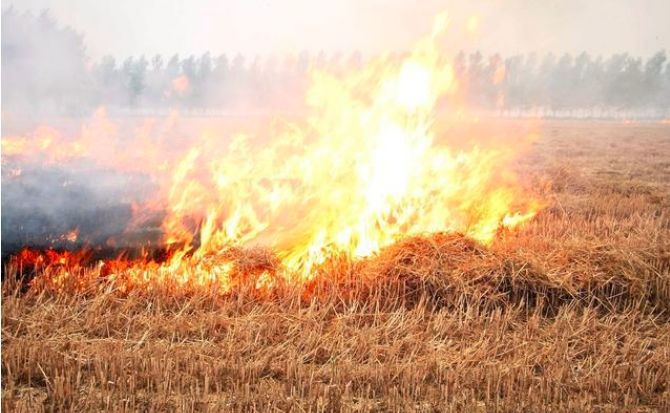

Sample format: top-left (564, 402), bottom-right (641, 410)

top-left (467, 15), bottom-right (480, 34)
top-left (4, 13), bottom-right (542, 293)
top-left (158, 14), bottom-right (540, 281)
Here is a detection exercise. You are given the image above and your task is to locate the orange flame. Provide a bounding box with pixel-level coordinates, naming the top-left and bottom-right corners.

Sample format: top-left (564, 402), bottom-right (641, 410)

top-left (153, 13), bottom-right (541, 283)
top-left (61, 228), bottom-right (79, 243)
top-left (4, 13), bottom-right (542, 294)
top-left (466, 15), bottom-right (480, 35)
top-left (172, 75), bottom-right (190, 96)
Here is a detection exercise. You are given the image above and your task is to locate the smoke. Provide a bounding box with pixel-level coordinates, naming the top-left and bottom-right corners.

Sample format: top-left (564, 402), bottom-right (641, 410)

top-left (1, 8), bottom-right (91, 115)
top-left (0, 111), bottom-right (168, 255)
top-left (1, 6), bottom-right (669, 256)
top-left (2, 8), bottom-right (670, 119)
top-left (0, 163), bottom-right (142, 252)
top-left (3, 7), bottom-right (670, 118)
top-left (0, 106), bottom-right (297, 255)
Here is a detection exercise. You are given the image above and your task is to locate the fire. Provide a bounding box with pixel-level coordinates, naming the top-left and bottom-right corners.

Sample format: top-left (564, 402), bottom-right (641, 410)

top-left (4, 13), bottom-right (542, 294)
top-left (466, 15), bottom-right (480, 34)
top-left (171, 75), bottom-right (190, 95)
top-left (156, 14), bottom-right (539, 280)
top-left (61, 228), bottom-right (79, 243)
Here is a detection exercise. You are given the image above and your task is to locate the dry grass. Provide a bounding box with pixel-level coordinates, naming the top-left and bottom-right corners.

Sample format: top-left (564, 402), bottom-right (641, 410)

top-left (3, 120), bottom-right (670, 412)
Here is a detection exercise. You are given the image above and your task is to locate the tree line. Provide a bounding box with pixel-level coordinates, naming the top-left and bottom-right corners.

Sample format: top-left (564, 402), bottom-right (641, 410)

top-left (3, 8), bottom-right (669, 117)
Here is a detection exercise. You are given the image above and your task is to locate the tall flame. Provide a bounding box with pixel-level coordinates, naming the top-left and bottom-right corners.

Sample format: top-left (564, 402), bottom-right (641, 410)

top-left (157, 14), bottom-right (539, 282)
top-left (3, 13), bottom-right (541, 293)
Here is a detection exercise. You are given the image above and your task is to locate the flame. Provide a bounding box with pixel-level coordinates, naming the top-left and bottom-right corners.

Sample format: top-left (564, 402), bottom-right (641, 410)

top-left (493, 64), bottom-right (506, 86)
top-left (4, 14), bottom-right (542, 294)
top-left (152, 13), bottom-right (540, 283)
top-left (466, 15), bottom-right (480, 34)
top-left (172, 75), bottom-right (190, 95)
top-left (61, 228), bottom-right (79, 243)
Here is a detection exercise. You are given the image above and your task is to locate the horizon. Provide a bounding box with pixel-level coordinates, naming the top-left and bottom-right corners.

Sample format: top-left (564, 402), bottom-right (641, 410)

top-left (4, 0), bottom-right (670, 61)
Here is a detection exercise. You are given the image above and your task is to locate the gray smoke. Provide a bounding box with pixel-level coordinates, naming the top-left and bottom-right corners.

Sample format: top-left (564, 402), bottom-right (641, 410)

top-left (2, 7), bottom-right (670, 256)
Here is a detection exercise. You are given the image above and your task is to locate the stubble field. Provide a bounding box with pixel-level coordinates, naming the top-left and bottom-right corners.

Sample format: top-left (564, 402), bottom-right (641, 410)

top-left (2, 120), bottom-right (670, 412)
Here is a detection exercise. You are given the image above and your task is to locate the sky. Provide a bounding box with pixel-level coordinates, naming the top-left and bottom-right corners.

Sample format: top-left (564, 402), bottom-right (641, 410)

top-left (4, 0), bottom-right (670, 60)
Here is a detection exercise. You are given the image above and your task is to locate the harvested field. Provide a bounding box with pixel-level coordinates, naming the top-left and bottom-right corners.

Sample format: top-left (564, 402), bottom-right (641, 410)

top-left (2, 120), bottom-right (670, 412)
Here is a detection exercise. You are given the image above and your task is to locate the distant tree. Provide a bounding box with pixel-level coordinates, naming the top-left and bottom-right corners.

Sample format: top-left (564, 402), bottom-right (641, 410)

top-left (193, 53), bottom-right (212, 109)
top-left (535, 53), bottom-right (556, 114)
top-left (467, 51), bottom-right (484, 107)
top-left (572, 52), bottom-right (592, 112)
top-left (165, 54), bottom-right (181, 79)
top-left (518, 53), bottom-right (538, 112)
top-left (198, 53), bottom-right (212, 80)
top-left (503, 55), bottom-right (524, 111)
top-left (484, 53), bottom-right (504, 109)
top-left (261, 55), bottom-right (279, 107)
top-left (151, 54), bottom-right (164, 73)
top-left (144, 54), bottom-right (165, 106)
top-left (229, 54), bottom-right (247, 107)
top-left (586, 55), bottom-right (606, 114)
top-left (91, 55), bottom-right (119, 106)
top-left (623, 57), bottom-right (644, 109)
top-left (248, 56), bottom-right (262, 106)
top-left (642, 51), bottom-right (667, 109)
top-left (663, 57), bottom-right (670, 110)
top-left (231, 54), bottom-right (246, 74)
top-left (214, 54), bottom-right (230, 75)
top-left (210, 54), bottom-right (229, 106)
top-left (603, 53), bottom-right (628, 111)
top-left (121, 56), bottom-right (147, 106)
top-left (4, 8), bottom-right (670, 116)
top-left (551, 54), bottom-right (574, 113)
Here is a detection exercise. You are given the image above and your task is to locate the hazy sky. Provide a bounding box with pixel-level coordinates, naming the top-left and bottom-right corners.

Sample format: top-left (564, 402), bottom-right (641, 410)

top-left (5, 0), bottom-right (669, 60)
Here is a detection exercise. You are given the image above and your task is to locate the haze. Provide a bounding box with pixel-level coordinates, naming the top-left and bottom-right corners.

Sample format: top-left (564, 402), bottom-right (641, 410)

top-left (6, 0), bottom-right (670, 60)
